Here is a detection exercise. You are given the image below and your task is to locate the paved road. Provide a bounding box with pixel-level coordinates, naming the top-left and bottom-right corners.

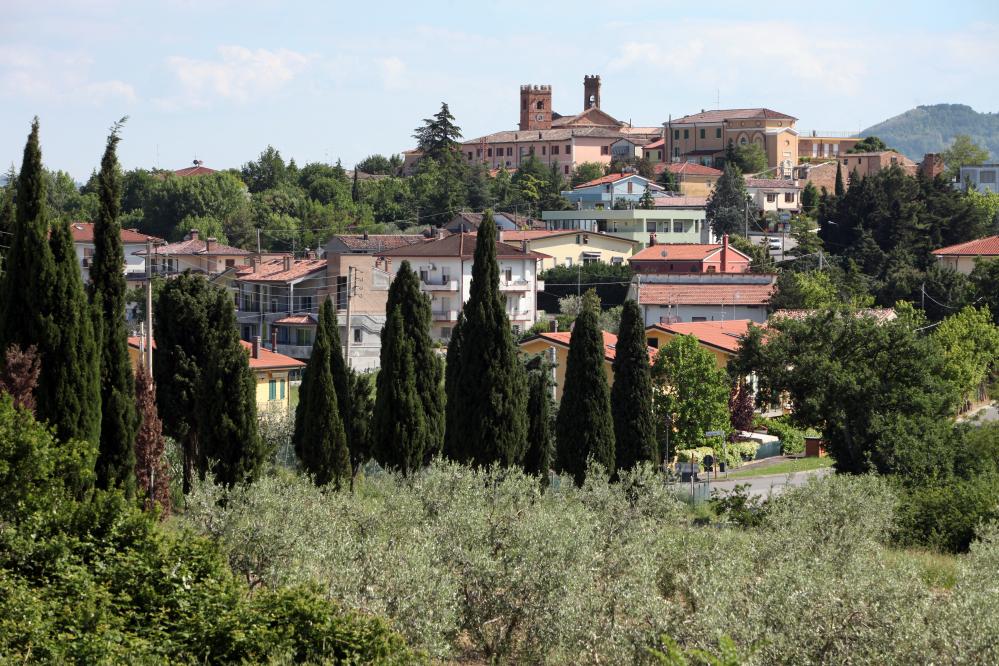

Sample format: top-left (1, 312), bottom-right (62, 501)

top-left (747, 231), bottom-right (798, 262)
top-left (958, 401), bottom-right (999, 425)
top-left (691, 467), bottom-right (832, 499)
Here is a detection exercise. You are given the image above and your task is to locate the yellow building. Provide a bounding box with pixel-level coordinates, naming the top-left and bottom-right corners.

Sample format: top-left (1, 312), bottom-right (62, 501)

top-left (650, 162), bottom-right (725, 197)
top-left (519, 329), bottom-right (655, 402)
top-left (665, 108), bottom-right (799, 176)
top-left (128, 336), bottom-right (305, 417)
top-left (503, 229), bottom-right (638, 271)
top-left (644, 320), bottom-right (755, 370)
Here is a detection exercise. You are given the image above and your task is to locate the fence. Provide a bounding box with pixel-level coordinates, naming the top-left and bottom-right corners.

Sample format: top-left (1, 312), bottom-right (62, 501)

top-left (752, 439), bottom-right (782, 460)
top-left (670, 480), bottom-right (713, 508)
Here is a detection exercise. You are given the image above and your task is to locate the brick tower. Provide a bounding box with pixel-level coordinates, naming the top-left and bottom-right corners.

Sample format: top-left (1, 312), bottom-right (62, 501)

top-left (584, 75), bottom-right (601, 110)
top-left (519, 84), bottom-right (552, 131)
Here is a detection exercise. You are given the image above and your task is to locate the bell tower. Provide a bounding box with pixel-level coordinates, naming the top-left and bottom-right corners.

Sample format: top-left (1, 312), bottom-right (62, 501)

top-left (584, 75), bottom-right (601, 110)
top-left (519, 84), bottom-right (552, 131)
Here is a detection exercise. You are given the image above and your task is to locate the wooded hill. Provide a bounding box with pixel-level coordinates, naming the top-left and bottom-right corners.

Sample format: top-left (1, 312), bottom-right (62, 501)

top-left (863, 103), bottom-right (999, 161)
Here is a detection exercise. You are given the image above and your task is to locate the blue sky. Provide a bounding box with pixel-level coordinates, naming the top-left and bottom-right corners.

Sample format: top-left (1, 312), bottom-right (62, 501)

top-left (2, 0), bottom-right (997, 180)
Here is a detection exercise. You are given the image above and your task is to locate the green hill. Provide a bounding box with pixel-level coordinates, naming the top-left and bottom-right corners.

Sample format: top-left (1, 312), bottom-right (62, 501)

top-left (862, 104), bottom-right (999, 162)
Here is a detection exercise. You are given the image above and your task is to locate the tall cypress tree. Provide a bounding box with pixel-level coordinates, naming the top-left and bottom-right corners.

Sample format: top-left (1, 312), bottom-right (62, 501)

top-left (523, 366), bottom-right (552, 487)
top-left (347, 367), bottom-right (374, 485)
top-left (295, 297), bottom-right (350, 487)
top-left (610, 299), bottom-right (656, 474)
top-left (375, 260), bottom-right (444, 463)
top-left (443, 311), bottom-right (464, 459)
top-left (447, 213), bottom-right (528, 466)
top-left (373, 305), bottom-right (425, 475)
top-left (91, 118), bottom-right (138, 497)
top-left (195, 289), bottom-right (264, 488)
top-left (555, 308), bottom-right (615, 486)
top-left (834, 161), bottom-right (845, 196)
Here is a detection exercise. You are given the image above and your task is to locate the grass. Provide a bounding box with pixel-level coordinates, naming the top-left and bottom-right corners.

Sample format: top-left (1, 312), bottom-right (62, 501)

top-left (884, 548), bottom-right (963, 590)
top-left (726, 455), bottom-right (835, 478)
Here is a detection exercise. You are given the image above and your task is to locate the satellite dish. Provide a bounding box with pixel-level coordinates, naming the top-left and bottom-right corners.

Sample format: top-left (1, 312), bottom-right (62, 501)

top-left (661, 251), bottom-right (667, 257)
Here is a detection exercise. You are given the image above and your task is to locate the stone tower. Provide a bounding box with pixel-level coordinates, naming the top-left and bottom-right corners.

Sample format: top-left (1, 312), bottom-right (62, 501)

top-left (519, 84), bottom-right (552, 131)
top-left (584, 75), bottom-right (601, 110)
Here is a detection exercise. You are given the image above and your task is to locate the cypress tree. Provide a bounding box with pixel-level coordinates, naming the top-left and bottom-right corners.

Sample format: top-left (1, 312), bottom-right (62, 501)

top-left (447, 213), bottom-right (528, 467)
top-left (372, 305), bottom-right (425, 475)
top-left (443, 311), bottom-right (464, 459)
top-left (611, 299), bottom-right (656, 474)
top-left (523, 368), bottom-right (551, 487)
top-left (91, 118), bottom-right (138, 497)
top-left (195, 289), bottom-right (264, 487)
top-left (555, 308), bottom-right (615, 486)
top-left (294, 297), bottom-right (350, 487)
top-left (0, 194), bottom-right (12, 272)
top-left (834, 161), bottom-right (845, 196)
top-left (347, 367), bottom-right (374, 485)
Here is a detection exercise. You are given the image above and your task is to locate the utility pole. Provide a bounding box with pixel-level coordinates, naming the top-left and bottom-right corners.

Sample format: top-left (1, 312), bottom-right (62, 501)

top-left (577, 263), bottom-right (581, 298)
top-left (921, 283), bottom-right (925, 311)
top-left (744, 200), bottom-right (748, 238)
top-left (256, 228), bottom-right (261, 254)
top-left (344, 266), bottom-right (353, 367)
top-left (145, 238), bottom-right (153, 375)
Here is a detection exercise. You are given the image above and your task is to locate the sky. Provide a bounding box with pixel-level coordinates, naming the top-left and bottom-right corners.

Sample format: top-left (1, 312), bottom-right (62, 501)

top-left (2, 0), bottom-right (997, 180)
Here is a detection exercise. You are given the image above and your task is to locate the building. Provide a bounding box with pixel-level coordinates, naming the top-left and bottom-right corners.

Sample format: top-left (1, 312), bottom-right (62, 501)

top-left (133, 230), bottom-right (261, 276)
top-left (629, 235), bottom-right (752, 274)
top-left (797, 152), bottom-right (929, 193)
top-left (444, 211), bottom-right (545, 233)
top-left (127, 336), bottom-right (304, 417)
top-left (743, 178), bottom-right (802, 214)
top-left (502, 229), bottom-right (638, 270)
top-left (518, 327), bottom-right (655, 402)
top-left (564, 171), bottom-right (663, 209)
top-left (836, 152), bottom-right (917, 178)
top-left (376, 232), bottom-right (549, 339)
top-left (627, 273), bottom-right (776, 326)
top-left (324, 233), bottom-right (431, 255)
top-left (152, 160), bottom-right (219, 181)
top-left (69, 222), bottom-right (164, 291)
top-left (234, 256), bottom-right (328, 354)
top-left (542, 205), bottom-right (709, 249)
top-left (931, 236), bottom-right (999, 274)
top-left (958, 164), bottom-right (999, 193)
top-left (326, 253), bottom-right (393, 371)
top-left (652, 162), bottom-right (724, 197)
top-left (797, 132), bottom-right (862, 161)
top-left (644, 319), bottom-right (755, 369)
top-left (666, 108), bottom-right (799, 175)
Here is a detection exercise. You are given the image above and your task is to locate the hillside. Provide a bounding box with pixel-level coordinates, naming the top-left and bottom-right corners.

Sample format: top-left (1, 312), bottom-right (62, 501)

top-left (862, 104), bottom-right (999, 162)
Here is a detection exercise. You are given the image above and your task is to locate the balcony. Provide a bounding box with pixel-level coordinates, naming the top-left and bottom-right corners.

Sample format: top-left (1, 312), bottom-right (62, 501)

top-left (508, 309), bottom-right (535, 321)
top-left (274, 344), bottom-right (313, 359)
top-left (81, 258), bottom-right (91, 268)
top-left (422, 278), bottom-right (458, 292)
top-left (433, 310), bottom-right (458, 322)
top-left (500, 279), bottom-right (531, 291)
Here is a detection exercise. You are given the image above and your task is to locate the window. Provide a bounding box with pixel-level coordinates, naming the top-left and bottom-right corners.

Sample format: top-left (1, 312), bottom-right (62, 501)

top-left (611, 256), bottom-right (623, 264)
top-left (536, 100), bottom-right (544, 110)
top-left (512, 325), bottom-right (521, 335)
top-left (692, 317), bottom-right (707, 322)
top-left (823, 144), bottom-right (831, 158)
top-left (583, 234), bottom-right (589, 244)
top-left (575, 234), bottom-right (580, 244)
top-left (504, 268), bottom-right (512, 282)
top-left (716, 128), bottom-right (722, 139)
top-left (487, 148), bottom-right (493, 157)
top-left (674, 129), bottom-right (680, 140)
top-left (785, 192), bottom-right (795, 203)
top-left (541, 146), bottom-right (546, 155)
top-left (298, 296), bottom-right (313, 313)
top-left (740, 138), bottom-right (747, 146)
top-left (700, 129), bottom-right (705, 139)
top-left (674, 147), bottom-right (680, 157)
top-left (657, 150), bottom-right (662, 159)
top-left (766, 194), bottom-right (777, 203)
top-left (783, 151), bottom-right (791, 157)
top-left (280, 379), bottom-right (285, 400)
top-left (832, 144), bottom-right (839, 157)
top-left (684, 129), bottom-right (689, 139)
top-left (225, 259), bottom-right (235, 268)
top-left (565, 258), bottom-right (572, 267)
top-left (582, 255), bottom-right (598, 265)
top-left (565, 144), bottom-right (571, 154)
top-left (706, 180), bottom-right (712, 188)
top-left (269, 380), bottom-right (276, 401)
top-left (673, 221), bottom-right (683, 233)
top-left (843, 159), bottom-right (848, 165)
top-left (601, 146), bottom-right (609, 155)
top-left (647, 337), bottom-right (658, 348)
top-left (552, 145), bottom-right (559, 155)
top-left (419, 269), bottom-right (429, 281)
top-left (520, 147), bottom-right (526, 156)
top-left (980, 171), bottom-right (996, 183)
top-left (522, 100), bottom-right (527, 110)
top-left (296, 328), bottom-right (312, 346)
top-left (647, 221), bottom-right (656, 232)
top-left (891, 156), bottom-right (898, 164)
top-left (507, 147), bottom-right (513, 156)
top-left (468, 152), bottom-right (472, 160)
top-left (812, 144), bottom-right (818, 158)
top-left (441, 327), bottom-right (452, 338)
top-left (564, 165), bottom-right (569, 175)
top-left (336, 275), bottom-right (347, 309)
top-left (354, 328), bottom-right (362, 343)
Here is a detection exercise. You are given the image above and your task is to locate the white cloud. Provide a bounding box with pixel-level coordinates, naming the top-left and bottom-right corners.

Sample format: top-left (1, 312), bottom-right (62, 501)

top-left (162, 45), bottom-right (312, 105)
top-left (0, 46), bottom-right (136, 106)
top-left (376, 57), bottom-right (406, 89)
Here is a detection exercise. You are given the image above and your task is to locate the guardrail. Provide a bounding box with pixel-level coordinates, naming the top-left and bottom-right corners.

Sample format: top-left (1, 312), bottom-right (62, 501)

top-left (433, 310), bottom-right (458, 322)
top-left (798, 130), bottom-right (861, 139)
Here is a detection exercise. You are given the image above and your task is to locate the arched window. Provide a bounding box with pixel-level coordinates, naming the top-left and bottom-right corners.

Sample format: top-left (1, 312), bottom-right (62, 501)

top-left (536, 100), bottom-right (544, 110)
top-left (522, 100), bottom-right (527, 110)
top-left (740, 138), bottom-right (747, 146)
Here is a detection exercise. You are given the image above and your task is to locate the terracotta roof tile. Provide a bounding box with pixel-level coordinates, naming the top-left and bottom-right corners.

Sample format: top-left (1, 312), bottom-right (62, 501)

top-left (644, 139), bottom-right (665, 149)
top-left (153, 165), bottom-right (219, 180)
top-left (646, 319), bottom-right (757, 354)
top-left (332, 234), bottom-right (432, 251)
top-left (744, 178), bottom-right (802, 189)
top-left (272, 314), bottom-right (319, 325)
top-left (501, 229), bottom-right (636, 245)
top-left (237, 259), bottom-right (326, 283)
top-left (463, 126), bottom-right (629, 144)
top-left (631, 243), bottom-right (724, 262)
top-left (135, 238), bottom-right (252, 256)
top-left (931, 235), bottom-right (999, 256)
top-left (68, 223), bottom-right (164, 244)
top-left (653, 162), bottom-right (724, 176)
top-left (521, 330), bottom-right (656, 365)
top-left (447, 212), bottom-right (542, 229)
top-left (636, 283), bottom-right (775, 306)
top-left (672, 108), bottom-right (797, 123)
top-left (376, 233), bottom-right (550, 259)
top-left (127, 337), bottom-right (304, 369)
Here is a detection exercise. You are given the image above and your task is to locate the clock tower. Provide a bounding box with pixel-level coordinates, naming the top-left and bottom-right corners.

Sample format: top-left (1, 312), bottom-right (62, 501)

top-left (519, 84), bottom-right (552, 131)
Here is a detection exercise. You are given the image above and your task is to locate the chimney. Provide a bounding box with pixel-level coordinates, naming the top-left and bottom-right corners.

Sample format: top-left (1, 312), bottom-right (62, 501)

top-left (306, 250), bottom-right (316, 260)
top-left (384, 258), bottom-right (392, 274)
top-left (206, 237), bottom-right (217, 253)
top-left (270, 327), bottom-right (277, 353)
top-left (374, 257), bottom-right (383, 270)
top-left (190, 229), bottom-right (199, 241)
top-left (251, 256), bottom-right (261, 274)
top-left (549, 319), bottom-right (558, 333)
top-left (522, 239), bottom-right (531, 255)
top-left (497, 225), bottom-right (505, 243)
top-left (283, 255), bottom-right (293, 272)
top-left (363, 230), bottom-right (369, 240)
top-left (437, 228), bottom-right (446, 240)
top-left (722, 234), bottom-right (729, 272)
top-left (252, 335), bottom-right (261, 359)
top-left (649, 232), bottom-right (657, 246)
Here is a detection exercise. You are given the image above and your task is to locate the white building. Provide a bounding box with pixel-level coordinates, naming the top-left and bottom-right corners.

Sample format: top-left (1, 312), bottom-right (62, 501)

top-left (376, 231), bottom-right (551, 339)
top-left (627, 273), bottom-right (777, 327)
top-left (743, 178), bottom-right (802, 215)
top-left (958, 164), bottom-right (998, 193)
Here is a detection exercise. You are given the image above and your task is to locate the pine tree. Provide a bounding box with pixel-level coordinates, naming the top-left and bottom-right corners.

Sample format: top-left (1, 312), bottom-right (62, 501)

top-left (658, 166), bottom-right (680, 193)
top-left (523, 362), bottom-right (552, 487)
top-left (555, 308), bottom-right (615, 486)
top-left (835, 161), bottom-right (845, 196)
top-left (90, 118), bottom-right (138, 497)
top-left (0, 119), bottom-right (101, 477)
top-left (706, 162), bottom-right (747, 239)
top-left (446, 213), bottom-right (528, 467)
top-left (133, 364), bottom-right (171, 516)
top-left (801, 180), bottom-right (819, 216)
top-left (372, 305), bottom-right (425, 475)
top-left (195, 290), bottom-right (264, 488)
top-left (413, 103), bottom-right (467, 219)
top-left (294, 297), bottom-right (350, 488)
top-left (610, 299), bottom-right (656, 473)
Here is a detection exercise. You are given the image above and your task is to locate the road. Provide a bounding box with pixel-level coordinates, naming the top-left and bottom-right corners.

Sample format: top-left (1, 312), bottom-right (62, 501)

top-left (691, 467), bottom-right (832, 499)
top-left (747, 231), bottom-right (798, 262)
top-left (958, 401), bottom-right (999, 425)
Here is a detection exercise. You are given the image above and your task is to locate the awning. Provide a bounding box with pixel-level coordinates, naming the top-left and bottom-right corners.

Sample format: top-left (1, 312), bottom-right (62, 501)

top-left (582, 251), bottom-right (602, 256)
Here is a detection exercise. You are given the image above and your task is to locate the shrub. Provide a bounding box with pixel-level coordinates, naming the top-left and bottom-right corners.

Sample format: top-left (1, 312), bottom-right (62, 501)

top-left (893, 475), bottom-right (999, 553)
top-left (765, 417), bottom-right (806, 454)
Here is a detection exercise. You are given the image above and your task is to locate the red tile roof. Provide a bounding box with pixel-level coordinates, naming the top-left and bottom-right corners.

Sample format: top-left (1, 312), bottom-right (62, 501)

top-left (127, 337), bottom-right (304, 370)
top-left (652, 196), bottom-right (709, 208)
top-left (520, 330), bottom-right (656, 365)
top-left (931, 235), bottom-right (999, 257)
top-left (376, 232), bottom-right (551, 259)
top-left (68, 223), bottom-right (164, 244)
top-left (673, 108), bottom-right (797, 124)
top-left (632, 243), bottom-right (725, 262)
top-left (646, 320), bottom-right (756, 354)
top-left (237, 259), bottom-right (326, 283)
top-left (744, 178), bottom-right (802, 189)
top-left (153, 165), bottom-right (219, 180)
top-left (332, 234), bottom-right (432, 252)
top-left (653, 162), bottom-right (724, 176)
top-left (135, 238), bottom-right (252, 256)
top-left (501, 229), bottom-right (636, 245)
top-left (636, 283), bottom-right (775, 306)
top-left (272, 315), bottom-right (319, 325)
top-left (644, 139), bottom-right (665, 149)
top-left (447, 211), bottom-right (544, 230)
top-left (575, 172), bottom-right (652, 189)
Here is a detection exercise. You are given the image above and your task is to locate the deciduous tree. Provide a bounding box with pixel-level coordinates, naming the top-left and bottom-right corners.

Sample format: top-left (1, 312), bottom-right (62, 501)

top-left (133, 364), bottom-right (171, 515)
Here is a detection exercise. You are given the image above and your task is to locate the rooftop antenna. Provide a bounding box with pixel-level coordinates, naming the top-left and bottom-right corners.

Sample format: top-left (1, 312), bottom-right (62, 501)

top-left (156, 144), bottom-right (160, 170)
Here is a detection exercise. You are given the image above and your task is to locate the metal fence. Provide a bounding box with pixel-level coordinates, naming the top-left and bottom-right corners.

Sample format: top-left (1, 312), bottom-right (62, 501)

top-left (752, 439), bottom-right (782, 460)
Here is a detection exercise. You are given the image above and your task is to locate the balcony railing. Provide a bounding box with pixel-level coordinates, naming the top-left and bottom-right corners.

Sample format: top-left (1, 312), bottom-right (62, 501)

top-left (81, 258), bottom-right (91, 268)
top-left (433, 310), bottom-right (458, 322)
top-left (508, 309), bottom-right (534, 320)
top-left (274, 344), bottom-right (313, 358)
top-left (798, 130), bottom-right (861, 139)
top-left (422, 278), bottom-right (458, 291)
top-left (500, 279), bottom-right (530, 291)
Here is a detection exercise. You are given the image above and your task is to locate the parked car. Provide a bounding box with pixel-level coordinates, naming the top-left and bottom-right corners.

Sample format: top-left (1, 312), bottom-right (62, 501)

top-left (768, 239), bottom-right (781, 250)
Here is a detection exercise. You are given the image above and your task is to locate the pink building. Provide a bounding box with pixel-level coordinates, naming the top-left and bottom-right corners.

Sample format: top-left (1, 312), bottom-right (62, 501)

top-left (629, 235), bottom-right (752, 274)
